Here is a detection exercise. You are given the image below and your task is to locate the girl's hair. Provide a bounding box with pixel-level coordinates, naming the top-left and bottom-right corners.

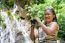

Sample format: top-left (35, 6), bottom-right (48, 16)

top-left (44, 7), bottom-right (57, 24)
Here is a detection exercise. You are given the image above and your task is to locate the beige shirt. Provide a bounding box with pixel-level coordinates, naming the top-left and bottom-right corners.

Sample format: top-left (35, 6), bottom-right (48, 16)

top-left (35, 22), bottom-right (59, 43)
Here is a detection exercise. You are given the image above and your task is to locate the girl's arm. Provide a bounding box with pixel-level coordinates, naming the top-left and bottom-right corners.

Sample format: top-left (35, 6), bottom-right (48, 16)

top-left (30, 24), bottom-right (38, 41)
top-left (35, 17), bottom-right (59, 36)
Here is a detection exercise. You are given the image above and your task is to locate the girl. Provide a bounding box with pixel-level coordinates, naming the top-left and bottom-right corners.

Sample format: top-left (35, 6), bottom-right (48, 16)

top-left (30, 7), bottom-right (59, 43)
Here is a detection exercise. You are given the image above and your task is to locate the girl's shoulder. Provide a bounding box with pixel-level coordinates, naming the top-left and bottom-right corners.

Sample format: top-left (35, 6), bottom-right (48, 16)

top-left (51, 22), bottom-right (59, 30)
top-left (51, 22), bottom-right (59, 26)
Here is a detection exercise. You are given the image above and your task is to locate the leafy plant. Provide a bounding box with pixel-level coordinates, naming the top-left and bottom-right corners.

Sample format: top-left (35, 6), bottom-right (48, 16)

top-left (0, 14), bottom-right (6, 29)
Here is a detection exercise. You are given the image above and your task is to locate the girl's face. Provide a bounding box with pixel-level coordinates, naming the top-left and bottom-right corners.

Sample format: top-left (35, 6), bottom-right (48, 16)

top-left (44, 10), bottom-right (55, 23)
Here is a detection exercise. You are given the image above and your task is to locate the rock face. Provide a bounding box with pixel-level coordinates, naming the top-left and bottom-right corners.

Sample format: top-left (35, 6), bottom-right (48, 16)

top-left (15, 32), bottom-right (24, 43)
top-left (14, 20), bottom-right (32, 43)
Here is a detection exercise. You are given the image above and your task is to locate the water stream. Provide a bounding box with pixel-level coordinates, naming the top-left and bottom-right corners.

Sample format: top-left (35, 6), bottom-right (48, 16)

top-left (0, 4), bottom-right (32, 43)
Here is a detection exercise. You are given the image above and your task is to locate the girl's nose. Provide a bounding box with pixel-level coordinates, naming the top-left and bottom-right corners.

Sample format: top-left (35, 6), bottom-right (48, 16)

top-left (45, 15), bottom-right (49, 18)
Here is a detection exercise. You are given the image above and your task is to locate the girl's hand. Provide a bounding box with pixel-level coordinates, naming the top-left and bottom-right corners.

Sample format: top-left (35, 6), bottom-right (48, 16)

top-left (34, 17), bottom-right (41, 23)
top-left (34, 17), bottom-right (43, 27)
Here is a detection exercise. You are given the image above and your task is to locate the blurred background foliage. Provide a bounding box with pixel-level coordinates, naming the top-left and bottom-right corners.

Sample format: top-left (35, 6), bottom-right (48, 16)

top-left (0, 0), bottom-right (65, 40)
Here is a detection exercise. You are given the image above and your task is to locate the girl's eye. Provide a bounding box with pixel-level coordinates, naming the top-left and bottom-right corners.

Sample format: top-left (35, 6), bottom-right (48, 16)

top-left (45, 13), bottom-right (50, 15)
